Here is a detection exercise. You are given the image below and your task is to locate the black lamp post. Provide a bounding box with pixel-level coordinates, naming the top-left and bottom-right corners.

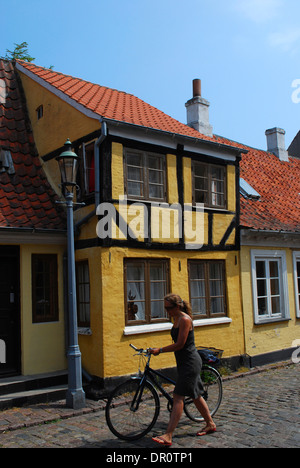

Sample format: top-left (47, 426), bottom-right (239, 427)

top-left (56, 139), bottom-right (86, 410)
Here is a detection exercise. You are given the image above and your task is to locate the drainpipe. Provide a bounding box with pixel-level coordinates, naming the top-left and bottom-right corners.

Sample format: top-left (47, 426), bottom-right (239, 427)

top-left (75, 120), bottom-right (107, 231)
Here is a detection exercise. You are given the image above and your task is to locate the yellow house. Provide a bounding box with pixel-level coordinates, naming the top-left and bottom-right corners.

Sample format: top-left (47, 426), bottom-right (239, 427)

top-left (0, 60), bottom-right (67, 378)
top-left (15, 61), bottom-right (247, 384)
top-left (238, 129), bottom-right (300, 366)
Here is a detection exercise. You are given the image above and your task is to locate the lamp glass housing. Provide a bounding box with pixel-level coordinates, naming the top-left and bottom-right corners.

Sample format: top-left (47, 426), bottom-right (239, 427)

top-left (56, 139), bottom-right (80, 189)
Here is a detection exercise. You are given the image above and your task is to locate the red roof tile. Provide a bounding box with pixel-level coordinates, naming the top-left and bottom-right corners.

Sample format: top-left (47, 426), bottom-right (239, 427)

top-left (0, 60), bottom-right (65, 231)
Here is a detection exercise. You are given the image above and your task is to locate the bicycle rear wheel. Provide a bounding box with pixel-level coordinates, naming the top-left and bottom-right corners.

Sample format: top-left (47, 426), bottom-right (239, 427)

top-left (184, 366), bottom-right (223, 422)
top-left (105, 378), bottom-right (160, 440)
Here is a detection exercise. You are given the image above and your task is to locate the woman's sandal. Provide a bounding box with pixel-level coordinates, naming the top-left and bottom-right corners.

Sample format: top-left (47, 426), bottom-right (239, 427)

top-left (152, 436), bottom-right (172, 447)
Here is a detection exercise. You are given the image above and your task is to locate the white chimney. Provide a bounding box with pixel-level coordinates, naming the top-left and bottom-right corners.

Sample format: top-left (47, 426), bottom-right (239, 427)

top-left (185, 79), bottom-right (213, 137)
top-left (265, 128), bottom-right (289, 162)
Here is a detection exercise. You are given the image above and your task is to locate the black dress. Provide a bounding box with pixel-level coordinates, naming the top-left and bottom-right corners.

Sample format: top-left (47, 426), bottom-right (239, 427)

top-left (171, 325), bottom-right (204, 399)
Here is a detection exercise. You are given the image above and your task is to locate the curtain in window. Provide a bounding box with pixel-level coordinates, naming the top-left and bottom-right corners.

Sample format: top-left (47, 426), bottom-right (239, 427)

top-left (126, 263), bottom-right (146, 321)
top-left (150, 264), bottom-right (167, 319)
top-left (189, 263), bottom-right (206, 315)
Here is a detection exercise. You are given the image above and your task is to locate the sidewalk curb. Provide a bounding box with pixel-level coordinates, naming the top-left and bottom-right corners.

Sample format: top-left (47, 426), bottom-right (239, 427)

top-left (0, 401), bottom-right (106, 434)
top-left (222, 359), bottom-right (296, 382)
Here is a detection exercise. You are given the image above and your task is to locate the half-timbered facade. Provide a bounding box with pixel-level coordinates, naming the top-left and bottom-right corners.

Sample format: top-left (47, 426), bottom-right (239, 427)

top-left (13, 61), bottom-right (247, 383)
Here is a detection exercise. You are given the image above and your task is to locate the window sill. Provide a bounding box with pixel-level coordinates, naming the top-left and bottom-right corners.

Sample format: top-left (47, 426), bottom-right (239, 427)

top-left (123, 317), bottom-right (232, 336)
top-left (78, 327), bottom-right (92, 335)
top-left (254, 318), bottom-right (291, 326)
top-left (193, 317), bottom-right (232, 327)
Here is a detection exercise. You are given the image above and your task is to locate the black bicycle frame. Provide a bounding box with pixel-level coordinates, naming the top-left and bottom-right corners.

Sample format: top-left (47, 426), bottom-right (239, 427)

top-left (131, 358), bottom-right (175, 411)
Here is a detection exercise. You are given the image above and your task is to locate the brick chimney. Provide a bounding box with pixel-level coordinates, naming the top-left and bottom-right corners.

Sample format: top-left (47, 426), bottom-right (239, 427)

top-left (185, 79), bottom-right (213, 137)
top-left (265, 128), bottom-right (289, 162)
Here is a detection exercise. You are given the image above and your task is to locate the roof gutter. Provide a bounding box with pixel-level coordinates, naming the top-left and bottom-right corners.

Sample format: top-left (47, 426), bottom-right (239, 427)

top-left (100, 117), bottom-right (247, 156)
top-left (242, 228), bottom-right (300, 235)
top-left (0, 226), bottom-right (66, 234)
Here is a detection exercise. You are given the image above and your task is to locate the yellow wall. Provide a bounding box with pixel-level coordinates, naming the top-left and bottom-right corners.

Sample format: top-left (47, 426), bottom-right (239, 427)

top-left (75, 247), bottom-right (104, 377)
top-left (240, 245), bottom-right (300, 356)
top-left (18, 71), bottom-right (101, 195)
top-left (78, 246), bottom-right (244, 379)
top-left (20, 244), bottom-right (67, 375)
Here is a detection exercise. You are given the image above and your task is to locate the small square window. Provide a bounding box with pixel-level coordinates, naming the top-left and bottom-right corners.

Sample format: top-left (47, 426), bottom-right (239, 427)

top-left (36, 105), bottom-right (43, 120)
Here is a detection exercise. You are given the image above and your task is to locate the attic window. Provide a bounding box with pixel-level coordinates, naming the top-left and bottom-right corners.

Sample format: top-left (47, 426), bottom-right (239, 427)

top-left (240, 178), bottom-right (261, 200)
top-left (0, 149), bottom-right (15, 175)
top-left (36, 105), bottom-right (43, 120)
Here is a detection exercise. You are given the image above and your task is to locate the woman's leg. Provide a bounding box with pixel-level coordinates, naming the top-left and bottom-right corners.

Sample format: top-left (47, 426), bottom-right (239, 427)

top-left (193, 396), bottom-right (217, 435)
top-left (152, 393), bottom-right (184, 444)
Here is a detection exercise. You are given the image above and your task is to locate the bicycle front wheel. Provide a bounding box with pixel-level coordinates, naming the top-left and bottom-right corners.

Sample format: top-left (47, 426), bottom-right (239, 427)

top-left (184, 366), bottom-right (223, 422)
top-left (105, 378), bottom-right (160, 441)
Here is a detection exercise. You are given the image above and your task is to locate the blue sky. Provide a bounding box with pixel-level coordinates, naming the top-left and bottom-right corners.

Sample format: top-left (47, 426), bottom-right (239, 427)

top-left (2, 0), bottom-right (300, 150)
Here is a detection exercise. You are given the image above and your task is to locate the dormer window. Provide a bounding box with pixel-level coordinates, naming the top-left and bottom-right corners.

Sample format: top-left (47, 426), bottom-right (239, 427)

top-left (0, 148), bottom-right (15, 175)
top-left (36, 105), bottom-right (43, 120)
top-left (240, 178), bottom-right (261, 200)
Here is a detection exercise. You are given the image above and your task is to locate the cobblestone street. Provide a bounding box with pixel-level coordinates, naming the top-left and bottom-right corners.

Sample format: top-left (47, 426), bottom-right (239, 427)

top-left (0, 363), bottom-right (299, 450)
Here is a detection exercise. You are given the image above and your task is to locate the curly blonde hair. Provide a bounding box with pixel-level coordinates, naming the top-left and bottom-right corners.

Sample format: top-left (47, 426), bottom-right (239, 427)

top-left (164, 293), bottom-right (192, 318)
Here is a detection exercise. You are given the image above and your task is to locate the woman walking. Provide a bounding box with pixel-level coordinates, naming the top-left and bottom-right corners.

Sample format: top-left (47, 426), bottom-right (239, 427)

top-left (150, 293), bottom-right (216, 447)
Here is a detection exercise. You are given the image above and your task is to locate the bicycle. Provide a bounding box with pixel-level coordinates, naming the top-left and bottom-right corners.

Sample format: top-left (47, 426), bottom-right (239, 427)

top-left (105, 344), bottom-right (223, 441)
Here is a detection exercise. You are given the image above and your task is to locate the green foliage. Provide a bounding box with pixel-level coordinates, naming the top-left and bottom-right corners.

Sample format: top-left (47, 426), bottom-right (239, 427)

top-left (1, 42), bottom-right (35, 62)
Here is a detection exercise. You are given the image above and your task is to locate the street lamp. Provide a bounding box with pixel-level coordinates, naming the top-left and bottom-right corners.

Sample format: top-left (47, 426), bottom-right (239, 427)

top-left (56, 138), bottom-right (86, 410)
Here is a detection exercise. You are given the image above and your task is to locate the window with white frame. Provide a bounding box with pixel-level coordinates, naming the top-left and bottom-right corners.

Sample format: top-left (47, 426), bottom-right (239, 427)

top-left (251, 250), bottom-right (290, 324)
top-left (293, 252), bottom-right (300, 318)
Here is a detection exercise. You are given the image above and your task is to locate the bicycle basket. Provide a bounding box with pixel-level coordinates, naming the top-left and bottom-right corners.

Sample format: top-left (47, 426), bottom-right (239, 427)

top-left (197, 346), bottom-right (223, 366)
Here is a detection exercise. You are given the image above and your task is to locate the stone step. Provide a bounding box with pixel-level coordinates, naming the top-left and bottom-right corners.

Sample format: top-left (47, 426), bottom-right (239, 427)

top-left (0, 371), bottom-right (68, 410)
top-left (0, 384), bottom-right (68, 410)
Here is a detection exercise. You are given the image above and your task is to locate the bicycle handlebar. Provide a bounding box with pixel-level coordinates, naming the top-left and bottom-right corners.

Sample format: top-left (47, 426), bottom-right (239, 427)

top-left (130, 343), bottom-right (151, 355)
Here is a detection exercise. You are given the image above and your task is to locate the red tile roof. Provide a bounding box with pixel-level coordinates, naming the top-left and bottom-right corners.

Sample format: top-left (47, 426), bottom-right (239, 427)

top-left (240, 149), bottom-right (300, 233)
top-left (16, 60), bottom-right (238, 148)
top-left (15, 60), bottom-right (300, 234)
top-left (217, 136), bottom-right (300, 233)
top-left (0, 60), bottom-right (65, 231)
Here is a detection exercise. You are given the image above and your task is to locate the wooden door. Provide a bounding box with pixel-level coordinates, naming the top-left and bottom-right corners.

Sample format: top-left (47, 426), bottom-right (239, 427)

top-left (0, 246), bottom-right (20, 376)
